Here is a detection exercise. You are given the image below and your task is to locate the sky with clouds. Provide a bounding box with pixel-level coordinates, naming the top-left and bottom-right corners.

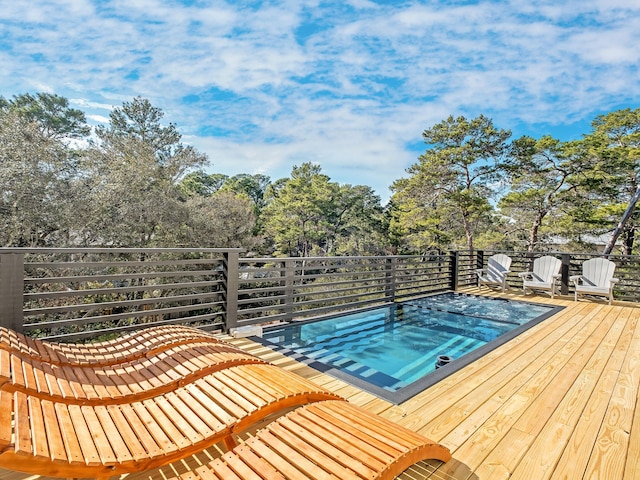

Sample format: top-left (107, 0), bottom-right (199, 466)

top-left (1, 0), bottom-right (639, 202)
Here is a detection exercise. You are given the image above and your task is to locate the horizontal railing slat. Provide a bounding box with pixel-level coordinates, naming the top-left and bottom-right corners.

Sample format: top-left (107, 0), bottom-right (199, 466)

top-left (24, 280), bottom-right (222, 300)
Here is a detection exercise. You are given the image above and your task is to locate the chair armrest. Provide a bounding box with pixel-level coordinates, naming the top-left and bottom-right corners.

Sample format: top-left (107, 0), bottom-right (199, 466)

top-left (518, 271), bottom-right (533, 279)
top-left (610, 277), bottom-right (620, 285)
top-left (569, 275), bottom-right (583, 285)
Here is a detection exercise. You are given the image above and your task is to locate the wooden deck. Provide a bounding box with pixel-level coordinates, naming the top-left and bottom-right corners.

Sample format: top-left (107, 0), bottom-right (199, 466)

top-left (2, 290), bottom-right (639, 479)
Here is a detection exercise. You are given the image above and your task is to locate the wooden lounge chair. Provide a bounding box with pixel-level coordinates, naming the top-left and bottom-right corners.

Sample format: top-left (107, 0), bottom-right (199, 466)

top-left (174, 400), bottom-right (451, 480)
top-left (569, 257), bottom-right (619, 304)
top-left (0, 363), bottom-right (343, 479)
top-left (0, 325), bottom-right (225, 366)
top-left (518, 255), bottom-right (562, 298)
top-left (0, 340), bottom-right (268, 404)
top-left (476, 254), bottom-right (512, 292)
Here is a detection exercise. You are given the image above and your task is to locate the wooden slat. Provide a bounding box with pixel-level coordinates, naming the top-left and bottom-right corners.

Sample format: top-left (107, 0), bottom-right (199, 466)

top-left (203, 458), bottom-right (243, 480)
top-left (220, 449), bottom-right (268, 480)
top-left (265, 421), bottom-right (362, 479)
top-left (67, 404), bottom-right (101, 465)
top-left (119, 403), bottom-right (165, 457)
top-left (40, 399), bottom-right (67, 463)
top-left (81, 405), bottom-right (118, 464)
top-left (0, 391), bottom-right (13, 449)
top-left (14, 392), bottom-right (33, 458)
top-left (281, 411), bottom-right (382, 475)
top-left (0, 348), bottom-right (10, 387)
top-left (243, 438), bottom-right (304, 479)
top-left (53, 402), bottom-right (85, 464)
top-left (253, 429), bottom-right (340, 479)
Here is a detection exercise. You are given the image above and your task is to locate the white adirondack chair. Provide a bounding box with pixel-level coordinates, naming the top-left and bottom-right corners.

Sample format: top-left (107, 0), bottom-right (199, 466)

top-left (476, 254), bottom-right (512, 292)
top-left (518, 255), bottom-right (562, 298)
top-left (569, 257), bottom-right (619, 305)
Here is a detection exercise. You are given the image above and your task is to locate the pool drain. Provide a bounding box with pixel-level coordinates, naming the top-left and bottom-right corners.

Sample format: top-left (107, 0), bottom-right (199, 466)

top-left (435, 355), bottom-right (453, 369)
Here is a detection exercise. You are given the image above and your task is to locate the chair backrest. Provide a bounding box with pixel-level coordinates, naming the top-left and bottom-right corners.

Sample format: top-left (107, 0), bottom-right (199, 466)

top-left (533, 255), bottom-right (562, 282)
top-left (486, 254), bottom-right (512, 281)
top-left (581, 257), bottom-right (616, 287)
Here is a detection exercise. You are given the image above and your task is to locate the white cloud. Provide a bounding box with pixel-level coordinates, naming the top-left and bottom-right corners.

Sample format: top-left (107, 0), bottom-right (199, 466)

top-left (1, 0), bottom-right (639, 203)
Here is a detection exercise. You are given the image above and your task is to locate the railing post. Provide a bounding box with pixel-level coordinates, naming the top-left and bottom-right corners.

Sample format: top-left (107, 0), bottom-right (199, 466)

top-left (476, 250), bottom-right (484, 287)
top-left (0, 252), bottom-right (25, 332)
top-left (223, 251), bottom-right (239, 331)
top-left (385, 257), bottom-right (397, 302)
top-left (283, 259), bottom-right (295, 322)
top-left (450, 251), bottom-right (459, 291)
top-left (560, 253), bottom-right (571, 295)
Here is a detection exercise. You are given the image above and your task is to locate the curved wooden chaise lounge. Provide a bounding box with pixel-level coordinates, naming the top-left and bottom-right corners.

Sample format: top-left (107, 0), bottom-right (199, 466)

top-left (0, 337), bottom-right (268, 403)
top-left (0, 326), bottom-right (451, 479)
top-left (0, 325), bottom-right (227, 367)
top-left (175, 400), bottom-right (452, 480)
top-left (0, 363), bottom-right (344, 479)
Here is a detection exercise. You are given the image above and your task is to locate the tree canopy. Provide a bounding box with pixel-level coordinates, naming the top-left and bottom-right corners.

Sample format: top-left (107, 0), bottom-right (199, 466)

top-left (390, 115), bottom-right (510, 252)
top-left (1, 91), bottom-right (638, 255)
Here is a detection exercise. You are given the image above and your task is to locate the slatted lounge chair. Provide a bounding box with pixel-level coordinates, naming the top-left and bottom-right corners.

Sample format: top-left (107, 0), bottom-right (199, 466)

top-left (0, 325), bottom-right (225, 367)
top-left (174, 400), bottom-right (451, 480)
top-left (476, 253), bottom-right (512, 292)
top-left (0, 363), bottom-right (343, 479)
top-left (0, 340), bottom-right (268, 403)
top-left (569, 257), bottom-right (619, 305)
top-left (518, 255), bottom-right (562, 298)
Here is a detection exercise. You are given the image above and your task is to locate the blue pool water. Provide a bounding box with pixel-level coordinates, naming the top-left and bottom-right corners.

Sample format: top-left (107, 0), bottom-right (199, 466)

top-left (261, 292), bottom-right (561, 403)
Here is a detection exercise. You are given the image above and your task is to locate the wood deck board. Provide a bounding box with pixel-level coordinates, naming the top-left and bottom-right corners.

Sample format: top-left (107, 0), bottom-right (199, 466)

top-left (2, 290), bottom-right (638, 480)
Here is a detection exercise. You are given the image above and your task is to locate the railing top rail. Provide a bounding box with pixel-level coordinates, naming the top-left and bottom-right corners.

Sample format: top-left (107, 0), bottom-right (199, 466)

top-left (239, 254), bottom-right (450, 262)
top-left (479, 250), bottom-right (638, 260)
top-left (0, 247), bottom-right (246, 254)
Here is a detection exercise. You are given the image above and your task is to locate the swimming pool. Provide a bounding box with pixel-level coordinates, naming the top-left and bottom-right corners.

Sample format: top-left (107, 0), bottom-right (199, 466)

top-left (259, 292), bottom-right (563, 403)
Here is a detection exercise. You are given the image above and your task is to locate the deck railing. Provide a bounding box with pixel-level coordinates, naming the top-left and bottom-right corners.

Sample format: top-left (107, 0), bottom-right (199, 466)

top-left (1, 248), bottom-right (638, 341)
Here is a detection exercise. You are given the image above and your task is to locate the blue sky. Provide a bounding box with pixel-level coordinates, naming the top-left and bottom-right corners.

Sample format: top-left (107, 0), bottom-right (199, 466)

top-left (1, 0), bottom-right (639, 202)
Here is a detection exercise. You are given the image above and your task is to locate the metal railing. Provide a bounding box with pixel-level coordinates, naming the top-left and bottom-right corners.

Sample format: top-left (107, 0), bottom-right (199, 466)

top-left (0, 248), bottom-right (241, 341)
top-left (1, 248), bottom-right (638, 341)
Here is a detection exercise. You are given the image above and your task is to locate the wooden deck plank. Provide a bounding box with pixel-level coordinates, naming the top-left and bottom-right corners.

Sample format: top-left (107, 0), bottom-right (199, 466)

top-left (506, 306), bottom-right (635, 479)
top-left (444, 303), bottom-right (626, 474)
top-left (625, 375), bottom-right (640, 479)
top-left (578, 306), bottom-right (640, 479)
top-left (554, 304), bottom-right (640, 478)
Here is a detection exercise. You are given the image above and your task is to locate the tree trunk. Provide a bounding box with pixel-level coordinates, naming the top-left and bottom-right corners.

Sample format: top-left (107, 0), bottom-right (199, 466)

top-left (528, 219), bottom-right (542, 253)
top-left (604, 184), bottom-right (640, 255)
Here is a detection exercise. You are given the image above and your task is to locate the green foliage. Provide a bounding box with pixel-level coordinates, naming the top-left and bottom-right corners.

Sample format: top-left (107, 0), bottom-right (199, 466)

top-left (578, 108), bottom-right (640, 254)
top-left (498, 135), bottom-right (578, 252)
top-left (261, 163), bottom-right (386, 256)
top-left (0, 109), bottom-right (79, 246)
top-left (220, 173), bottom-right (271, 209)
top-left (1, 92), bottom-right (90, 140)
top-left (179, 171), bottom-right (228, 197)
top-left (179, 192), bottom-right (262, 249)
top-left (390, 114), bottom-right (510, 252)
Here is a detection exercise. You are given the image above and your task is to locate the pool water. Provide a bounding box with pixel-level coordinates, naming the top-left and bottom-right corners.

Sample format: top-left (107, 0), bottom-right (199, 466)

top-left (261, 292), bottom-right (561, 403)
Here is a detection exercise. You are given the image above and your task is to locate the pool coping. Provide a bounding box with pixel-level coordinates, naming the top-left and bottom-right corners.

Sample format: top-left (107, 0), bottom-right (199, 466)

top-left (251, 291), bottom-right (565, 404)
